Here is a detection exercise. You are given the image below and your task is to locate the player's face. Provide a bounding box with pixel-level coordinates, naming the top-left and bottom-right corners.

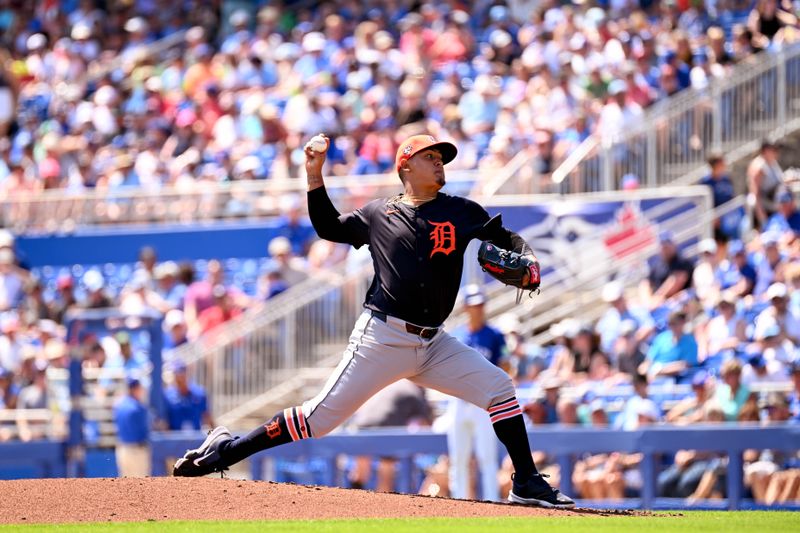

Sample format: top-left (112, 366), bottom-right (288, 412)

top-left (406, 149), bottom-right (446, 190)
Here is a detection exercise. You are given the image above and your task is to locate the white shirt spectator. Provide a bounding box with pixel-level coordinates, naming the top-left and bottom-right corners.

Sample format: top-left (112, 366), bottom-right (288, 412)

top-left (705, 313), bottom-right (745, 355)
top-left (742, 359), bottom-right (789, 385)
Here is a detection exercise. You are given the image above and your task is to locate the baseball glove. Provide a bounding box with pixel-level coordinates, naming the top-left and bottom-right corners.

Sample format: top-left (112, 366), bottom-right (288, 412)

top-left (477, 241), bottom-right (540, 303)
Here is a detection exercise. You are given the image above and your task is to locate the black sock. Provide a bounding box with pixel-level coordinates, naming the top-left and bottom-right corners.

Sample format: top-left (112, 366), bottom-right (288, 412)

top-left (489, 397), bottom-right (538, 483)
top-left (219, 407), bottom-right (311, 466)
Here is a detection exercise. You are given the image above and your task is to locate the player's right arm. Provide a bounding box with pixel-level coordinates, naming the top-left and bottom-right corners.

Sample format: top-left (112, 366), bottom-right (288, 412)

top-left (304, 134), bottom-right (370, 248)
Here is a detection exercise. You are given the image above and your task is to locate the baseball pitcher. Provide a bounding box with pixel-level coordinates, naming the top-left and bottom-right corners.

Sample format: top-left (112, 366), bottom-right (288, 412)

top-left (173, 133), bottom-right (574, 508)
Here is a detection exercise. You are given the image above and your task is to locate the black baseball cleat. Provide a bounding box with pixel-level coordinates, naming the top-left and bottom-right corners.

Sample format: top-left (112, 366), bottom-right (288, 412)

top-left (173, 426), bottom-right (233, 477)
top-left (508, 473), bottom-right (575, 508)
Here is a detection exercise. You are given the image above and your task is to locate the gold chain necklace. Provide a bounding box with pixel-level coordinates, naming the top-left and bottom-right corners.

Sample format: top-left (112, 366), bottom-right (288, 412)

top-left (400, 193), bottom-right (437, 206)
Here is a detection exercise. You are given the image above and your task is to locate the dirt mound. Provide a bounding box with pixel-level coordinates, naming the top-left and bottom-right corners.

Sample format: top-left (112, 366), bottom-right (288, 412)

top-left (0, 478), bottom-right (642, 524)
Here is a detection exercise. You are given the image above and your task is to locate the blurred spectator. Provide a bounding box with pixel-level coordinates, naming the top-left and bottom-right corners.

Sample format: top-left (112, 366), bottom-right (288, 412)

top-left (614, 373), bottom-right (660, 431)
top-left (692, 238), bottom-right (721, 305)
top-left (595, 281), bottom-right (654, 355)
top-left (16, 360), bottom-right (49, 441)
top-left (744, 392), bottom-right (798, 505)
top-left (640, 311), bottom-right (698, 380)
top-left (700, 293), bottom-right (746, 359)
top-left (79, 270), bottom-right (114, 309)
top-left (0, 315), bottom-right (24, 373)
top-left (101, 331), bottom-right (150, 388)
top-left (714, 358), bottom-right (752, 421)
top-left (162, 360), bottom-right (213, 431)
top-left (153, 261), bottom-right (186, 312)
top-left (748, 140), bottom-right (785, 229)
top-left (197, 284), bottom-right (242, 336)
top-left (765, 189), bottom-right (800, 239)
top-left (267, 236), bottom-right (308, 287)
top-left (184, 259), bottom-right (245, 338)
top-left (665, 371), bottom-right (713, 425)
top-left (742, 353), bottom-right (789, 385)
top-left (659, 402), bottom-right (727, 499)
top-left (113, 377), bottom-right (151, 477)
top-left (641, 232), bottom-right (694, 310)
top-left (133, 246), bottom-right (158, 288)
top-left (274, 194), bottom-right (317, 256)
top-left (0, 367), bottom-right (18, 409)
top-left (523, 376), bottom-right (563, 425)
top-left (715, 240), bottom-right (756, 298)
top-left (754, 282), bottom-right (800, 346)
top-left (789, 361), bottom-right (800, 421)
top-left (700, 154), bottom-right (743, 241)
top-left (753, 232), bottom-right (786, 297)
top-left (550, 324), bottom-right (604, 382)
top-left (610, 319), bottom-right (647, 378)
top-left (49, 274), bottom-right (77, 324)
top-left (162, 309), bottom-right (188, 354)
top-left (0, 248), bottom-right (26, 312)
top-left (447, 285), bottom-right (505, 502)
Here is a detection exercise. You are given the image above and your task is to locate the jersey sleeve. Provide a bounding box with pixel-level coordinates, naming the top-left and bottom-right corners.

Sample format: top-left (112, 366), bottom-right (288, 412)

top-left (307, 186), bottom-right (371, 248)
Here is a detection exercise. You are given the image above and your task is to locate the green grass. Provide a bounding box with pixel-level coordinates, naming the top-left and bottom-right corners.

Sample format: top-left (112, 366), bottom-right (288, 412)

top-left (0, 512), bottom-right (797, 533)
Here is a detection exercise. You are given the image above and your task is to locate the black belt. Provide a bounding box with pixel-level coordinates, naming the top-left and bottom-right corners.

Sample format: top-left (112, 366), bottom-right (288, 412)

top-left (370, 311), bottom-right (439, 340)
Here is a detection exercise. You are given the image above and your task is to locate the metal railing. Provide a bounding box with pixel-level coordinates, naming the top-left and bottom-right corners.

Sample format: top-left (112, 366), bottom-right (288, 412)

top-left (0, 171), bottom-right (479, 235)
top-left (171, 263), bottom-right (373, 419)
top-left (552, 44), bottom-right (800, 193)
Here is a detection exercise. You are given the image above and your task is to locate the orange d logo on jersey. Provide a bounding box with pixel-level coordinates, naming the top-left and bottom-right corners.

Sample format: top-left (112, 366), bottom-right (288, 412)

top-left (428, 220), bottom-right (456, 258)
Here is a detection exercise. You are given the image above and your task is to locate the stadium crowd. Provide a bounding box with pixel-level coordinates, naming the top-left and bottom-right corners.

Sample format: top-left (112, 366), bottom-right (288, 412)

top-left (0, 0), bottom-right (795, 198)
top-left (0, 0), bottom-right (799, 504)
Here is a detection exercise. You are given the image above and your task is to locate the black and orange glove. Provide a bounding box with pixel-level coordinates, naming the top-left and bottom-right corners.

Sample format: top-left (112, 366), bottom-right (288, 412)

top-left (478, 241), bottom-right (540, 301)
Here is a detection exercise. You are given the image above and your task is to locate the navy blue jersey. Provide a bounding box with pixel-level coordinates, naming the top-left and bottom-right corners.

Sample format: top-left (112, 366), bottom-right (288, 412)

top-left (308, 187), bottom-right (531, 327)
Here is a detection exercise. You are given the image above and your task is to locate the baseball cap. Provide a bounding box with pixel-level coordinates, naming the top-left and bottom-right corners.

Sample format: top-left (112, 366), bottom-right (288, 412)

top-left (728, 240), bottom-right (745, 256)
top-left (777, 189), bottom-right (794, 203)
top-left (171, 359), bottom-right (188, 373)
top-left (698, 238), bottom-right (717, 255)
top-left (163, 309), bottom-right (185, 330)
top-left (658, 230), bottom-right (675, 244)
top-left (82, 270), bottom-right (104, 292)
top-left (601, 281), bottom-right (624, 302)
top-left (691, 371), bottom-right (709, 387)
top-left (767, 282), bottom-right (788, 300)
top-left (395, 135), bottom-right (457, 173)
top-left (762, 231), bottom-right (780, 247)
top-left (463, 284), bottom-right (486, 306)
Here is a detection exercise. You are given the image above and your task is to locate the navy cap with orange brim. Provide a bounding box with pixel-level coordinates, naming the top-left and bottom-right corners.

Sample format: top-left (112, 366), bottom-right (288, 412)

top-left (395, 134), bottom-right (457, 172)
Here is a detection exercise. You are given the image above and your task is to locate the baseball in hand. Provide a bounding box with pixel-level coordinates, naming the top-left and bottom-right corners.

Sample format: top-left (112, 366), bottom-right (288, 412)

top-left (307, 135), bottom-right (327, 153)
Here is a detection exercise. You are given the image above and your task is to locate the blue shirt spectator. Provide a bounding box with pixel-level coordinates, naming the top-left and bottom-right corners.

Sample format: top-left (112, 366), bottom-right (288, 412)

top-left (163, 360), bottom-right (213, 431)
top-left (113, 379), bottom-right (150, 444)
top-left (699, 155), bottom-right (735, 208)
top-left (715, 240), bottom-right (757, 294)
top-left (643, 311), bottom-right (698, 379)
top-left (765, 190), bottom-right (800, 236)
top-left (453, 323), bottom-right (506, 366)
top-left (595, 282), bottom-right (654, 354)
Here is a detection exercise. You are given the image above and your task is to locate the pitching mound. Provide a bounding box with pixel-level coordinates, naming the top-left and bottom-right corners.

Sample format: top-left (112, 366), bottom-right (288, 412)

top-left (0, 478), bottom-right (642, 524)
